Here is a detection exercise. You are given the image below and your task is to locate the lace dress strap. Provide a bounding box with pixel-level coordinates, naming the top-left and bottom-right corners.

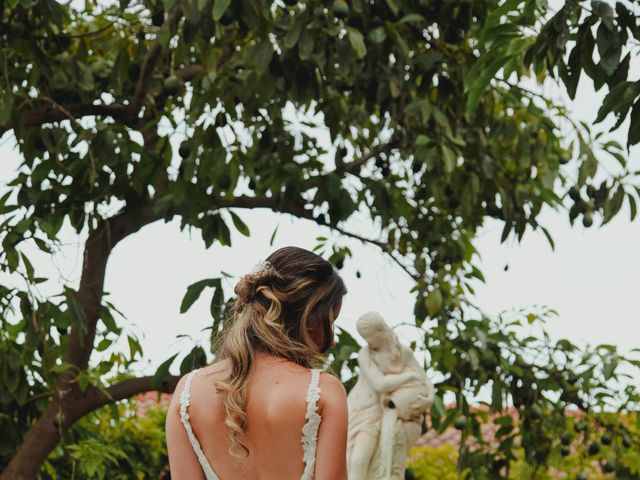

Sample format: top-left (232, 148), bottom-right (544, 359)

top-left (179, 368), bottom-right (220, 480)
top-left (300, 368), bottom-right (323, 480)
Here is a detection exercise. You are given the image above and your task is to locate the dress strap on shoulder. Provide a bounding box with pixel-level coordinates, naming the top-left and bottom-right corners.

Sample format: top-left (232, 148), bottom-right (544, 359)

top-left (178, 368), bottom-right (220, 480)
top-left (300, 368), bottom-right (323, 480)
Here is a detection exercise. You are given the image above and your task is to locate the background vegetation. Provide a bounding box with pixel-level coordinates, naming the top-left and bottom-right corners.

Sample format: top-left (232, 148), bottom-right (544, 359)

top-left (40, 398), bottom-right (170, 480)
top-left (30, 397), bottom-right (640, 479)
top-left (2, 0), bottom-right (640, 477)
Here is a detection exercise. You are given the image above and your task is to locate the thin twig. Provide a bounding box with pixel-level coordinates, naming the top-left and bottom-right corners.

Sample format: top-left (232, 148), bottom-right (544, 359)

top-left (37, 95), bottom-right (97, 175)
top-left (129, 4), bottom-right (184, 118)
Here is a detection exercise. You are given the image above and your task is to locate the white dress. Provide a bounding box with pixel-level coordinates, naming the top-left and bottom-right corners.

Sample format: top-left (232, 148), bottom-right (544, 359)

top-left (179, 367), bottom-right (323, 480)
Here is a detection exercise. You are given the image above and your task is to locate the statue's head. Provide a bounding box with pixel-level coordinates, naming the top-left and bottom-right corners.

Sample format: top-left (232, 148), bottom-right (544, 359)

top-left (356, 311), bottom-right (398, 349)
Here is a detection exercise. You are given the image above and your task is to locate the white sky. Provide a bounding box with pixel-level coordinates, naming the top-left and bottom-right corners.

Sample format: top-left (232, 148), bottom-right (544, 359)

top-left (1, 50), bottom-right (639, 392)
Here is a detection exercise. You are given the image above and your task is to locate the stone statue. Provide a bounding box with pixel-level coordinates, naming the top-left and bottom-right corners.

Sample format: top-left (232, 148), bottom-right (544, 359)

top-left (347, 311), bottom-right (434, 480)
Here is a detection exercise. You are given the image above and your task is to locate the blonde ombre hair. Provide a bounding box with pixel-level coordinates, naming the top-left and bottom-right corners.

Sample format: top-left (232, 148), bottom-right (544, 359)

top-left (214, 246), bottom-right (347, 456)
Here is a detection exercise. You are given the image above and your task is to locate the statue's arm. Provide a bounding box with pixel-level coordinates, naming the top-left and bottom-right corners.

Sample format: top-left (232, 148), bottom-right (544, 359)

top-left (403, 346), bottom-right (435, 404)
top-left (358, 348), bottom-right (418, 394)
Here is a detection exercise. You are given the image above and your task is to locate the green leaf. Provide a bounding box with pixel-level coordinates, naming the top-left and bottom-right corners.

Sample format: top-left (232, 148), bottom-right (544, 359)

top-left (180, 346), bottom-right (207, 375)
top-left (33, 237), bottom-right (51, 254)
top-left (563, 44), bottom-right (582, 100)
top-left (415, 134), bottom-right (431, 146)
top-left (628, 193), bottom-right (637, 221)
top-left (212, 0), bottom-right (231, 21)
top-left (298, 30), bottom-right (314, 60)
top-left (628, 100), bottom-right (640, 147)
top-left (20, 252), bottom-right (34, 280)
top-left (210, 282), bottom-right (224, 321)
top-left (397, 14), bottom-right (425, 24)
top-left (246, 40), bottom-right (273, 71)
top-left (431, 106), bottom-right (453, 138)
top-left (594, 81), bottom-right (635, 124)
top-left (0, 190), bottom-right (11, 206)
top-left (96, 338), bottom-right (112, 352)
top-left (540, 226), bottom-right (555, 250)
top-left (425, 288), bottom-right (443, 316)
top-left (229, 211), bottom-right (250, 236)
top-left (500, 221), bottom-right (512, 243)
top-left (127, 335), bottom-right (143, 360)
top-left (158, 26), bottom-right (171, 48)
top-left (269, 224), bottom-right (279, 246)
top-left (347, 27), bottom-right (366, 59)
top-left (180, 278), bottom-right (217, 313)
top-left (101, 309), bottom-right (121, 334)
top-left (284, 20), bottom-right (303, 49)
top-left (465, 56), bottom-right (508, 114)
top-left (384, 0), bottom-right (399, 16)
top-left (603, 358), bottom-right (617, 380)
top-left (218, 218), bottom-right (232, 246)
top-left (470, 265), bottom-right (485, 283)
top-left (0, 91), bottom-right (13, 124)
top-left (5, 245), bottom-right (18, 272)
top-left (596, 22), bottom-right (621, 76)
top-left (152, 353), bottom-right (179, 389)
top-left (76, 372), bottom-right (90, 392)
top-left (603, 186), bottom-right (625, 224)
top-left (441, 144), bottom-right (456, 173)
top-left (367, 26), bottom-right (386, 44)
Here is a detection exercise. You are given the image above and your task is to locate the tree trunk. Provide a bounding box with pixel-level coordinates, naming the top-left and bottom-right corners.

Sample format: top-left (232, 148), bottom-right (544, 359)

top-left (1, 208), bottom-right (161, 480)
top-left (1, 403), bottom-right (63, 480)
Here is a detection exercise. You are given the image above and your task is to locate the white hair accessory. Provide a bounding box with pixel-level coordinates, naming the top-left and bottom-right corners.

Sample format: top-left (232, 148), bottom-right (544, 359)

top-left (251, 259), bottom-right (272, 275)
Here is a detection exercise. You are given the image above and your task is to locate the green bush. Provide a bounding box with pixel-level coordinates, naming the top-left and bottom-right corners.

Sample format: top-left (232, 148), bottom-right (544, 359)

top-left (41, 398), bottom-right (170, 479)
top-left (407, 412), bottom-right (640, 479)
top-left (26, 396), bottom-right (640, 479)
top-left (407, 444), bottom-right (460, 480)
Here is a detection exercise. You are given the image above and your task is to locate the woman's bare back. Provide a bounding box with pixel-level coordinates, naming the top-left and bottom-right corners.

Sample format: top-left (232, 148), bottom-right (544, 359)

top-left (166, 352), bottom-right (349, 480)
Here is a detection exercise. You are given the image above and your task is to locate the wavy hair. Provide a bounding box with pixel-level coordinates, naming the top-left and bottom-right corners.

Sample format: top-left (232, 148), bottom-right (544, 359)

top-left (214, 246), bottom-right (347, 456)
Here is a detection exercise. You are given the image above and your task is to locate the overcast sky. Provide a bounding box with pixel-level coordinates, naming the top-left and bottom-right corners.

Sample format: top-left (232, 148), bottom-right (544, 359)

top-left (1, 50), bottom-right (638, 393)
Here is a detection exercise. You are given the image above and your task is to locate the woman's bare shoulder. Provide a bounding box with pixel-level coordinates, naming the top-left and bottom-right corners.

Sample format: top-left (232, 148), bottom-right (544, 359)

top-left (176, 360), bottom-right (229, 398)
top-left (318, 372), bottom-right (347, 407)
top-left (199, 359), bottom-right (229, 376)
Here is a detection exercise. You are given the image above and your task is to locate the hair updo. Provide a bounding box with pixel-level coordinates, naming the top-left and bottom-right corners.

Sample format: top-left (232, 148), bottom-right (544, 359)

top-left (214, 246), bottom-right (347, 456)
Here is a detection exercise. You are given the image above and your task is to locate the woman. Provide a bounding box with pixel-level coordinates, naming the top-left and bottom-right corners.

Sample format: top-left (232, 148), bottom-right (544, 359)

top-left (166, 246), bottom-right (349, 480)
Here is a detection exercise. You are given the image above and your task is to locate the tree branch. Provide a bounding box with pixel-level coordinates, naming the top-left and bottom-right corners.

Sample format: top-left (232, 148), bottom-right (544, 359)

top-left (301, 138), bottom-right (394, 193)
top-left (224, 195), bottom-right (419, 280)
top-left (82, 374), bottom-right (180, 413)
top-left (128, 6), bottom-right (183, 118)
top-left (176, 64), bottom-right (205, 82)
top-left (64, 206), bottom-right (164, 371)
top-left (0, 103), bottom-right (131, 136)
top-left (0, 61), bottom-right (207, 136)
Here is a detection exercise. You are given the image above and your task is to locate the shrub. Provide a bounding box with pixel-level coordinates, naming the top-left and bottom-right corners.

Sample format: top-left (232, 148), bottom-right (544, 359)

top-left (407, 444), bottom-right (460, 480)
top-left (41, 398), bottom-right (169, 479)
